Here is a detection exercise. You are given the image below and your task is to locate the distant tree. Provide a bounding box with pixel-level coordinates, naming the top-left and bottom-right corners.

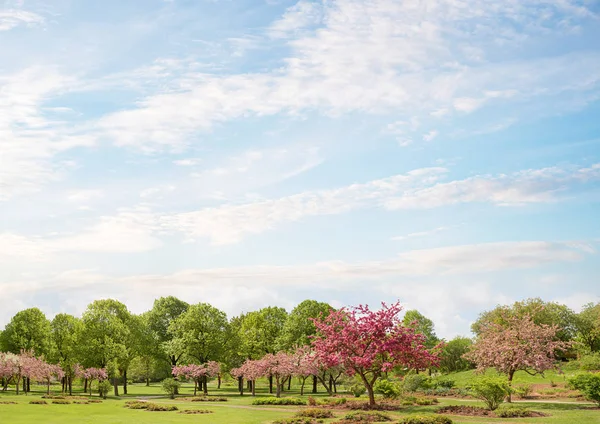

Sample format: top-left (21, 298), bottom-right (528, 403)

top-left (402, 310), bottom-right (439, 350)
top-left (146, 296), bottom-right (189, 367)
top-left (2, 308), bottom-right (52, 356)
top-left (575, 303), bottom-right (600, 353)
top-left (50, 313), bottom-right (82, 395)
top-left (439, 336), bottom-right (474, 373)
top-left (311, 302), bottom-right (439, 406)
top-left (465, 311), bottom-right (570, 401)
top-left (279, 300), bottom-right (334, 350)
top-left (472, 298), bottom-right (577, 343)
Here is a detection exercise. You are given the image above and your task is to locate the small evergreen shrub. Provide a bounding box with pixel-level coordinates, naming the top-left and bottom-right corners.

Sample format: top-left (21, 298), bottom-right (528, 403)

top-left (398, 415), bottom-right (453, 424)
top-left (98, 380), bottom-right (111, 399)
top-left (296, 408), bottom-right (334, 418)
top-left (252, 397), bottom-right (306, 405)
top-left (374, 379), bottom-right (401, 399)
top-left (161, 378), bottom-right (181, 399)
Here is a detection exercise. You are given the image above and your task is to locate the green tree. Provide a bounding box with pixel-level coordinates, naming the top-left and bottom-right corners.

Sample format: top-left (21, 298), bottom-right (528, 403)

top-left (402, 310), bottom-right (439, 349)
top-left (2, 308), bottom-right (52, 356)
top-left (575, 303), bottom-right (600, 353)
top-left (146, 296), bottom-right (189, 367)
top-left (439, 336), bottom-right (474, 373)
top-left (80, 299), bottom-right (135, 396)
top-left (278, 300), bottom-right (333, 350)
top-left (50, 313), bottom-right (82, 394)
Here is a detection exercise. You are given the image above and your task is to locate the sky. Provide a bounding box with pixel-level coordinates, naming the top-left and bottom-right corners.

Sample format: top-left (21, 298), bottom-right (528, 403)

top-left (1, 0), bottom-right (600, 338)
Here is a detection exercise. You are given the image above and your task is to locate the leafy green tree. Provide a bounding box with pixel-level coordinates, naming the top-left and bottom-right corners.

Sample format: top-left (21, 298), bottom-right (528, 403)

top-left (438, 336), bottom-right (474, 373)
top-left (402, 310), bottom-right (439, 349)
top-left (146, 296), bottom-right (189, 367)
top-left (575, 303), bottom-right (600, 353)
top-left (169, 303), bottom-right (229, 364)
top-left (2, 308), bottom-right (51, 356)
top-left (50, 313), bottom-right (82, 394)
top-left (278, 300), bottom-right (333, 350)
top-left (80, 299), bottom-right (135, 396)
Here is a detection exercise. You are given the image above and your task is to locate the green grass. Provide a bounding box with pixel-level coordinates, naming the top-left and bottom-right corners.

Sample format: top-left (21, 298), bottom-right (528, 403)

top-left (444, 368), bottom-right (577, 387)
top-left (0, 381), bottom-right (598, 424)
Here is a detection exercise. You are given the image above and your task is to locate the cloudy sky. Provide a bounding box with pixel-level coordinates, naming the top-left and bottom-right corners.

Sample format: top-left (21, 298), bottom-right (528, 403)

top-left (1, 0), bottom-right (599, 338)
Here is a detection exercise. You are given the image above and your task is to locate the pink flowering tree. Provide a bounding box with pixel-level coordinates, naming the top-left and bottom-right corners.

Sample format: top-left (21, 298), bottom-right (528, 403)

top-left (239, 359), bottom-right (268, 396)
top-left (311, 302), bottom-right (440, 406)
top-left (290, 347), bottom-right (318, 396)
top-left (0, 352), bottom-right (19, 393)
top-left (172, 361), bottom-right (221, 396)
top-left (464, 312), bottom-right (570, 402)
top-left (230, 366), bottom-right (245, 395)
top-left (83, 367), bottom-right (108, 396)
top-left (262, 352), bottom-right (296, 398)
top-left (37, 361), bottom-right (65, 395)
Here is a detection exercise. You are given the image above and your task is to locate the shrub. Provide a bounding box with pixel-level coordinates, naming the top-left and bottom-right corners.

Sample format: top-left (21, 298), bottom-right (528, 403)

top-left (513, 383), bottom-right (533, 399)
top-left (398, 415), bottom-right (453, 424)
top-left (42, 395), bottom-right (65, 399)
top-left (273, 418), bottom-right (323, 424)
top-left (415, 397), bottom-right (438, 405)
top-left (468, 376), bottom-right (510, 411)
top-left (52, 400), bottom-right (72, 404)
top-left (579, 353), bottom-right (600, 371)
top-left (296, 408), bottom-right (335, 419)
top-left (146, 403), bottom-right (178, 412)
top-left (125, 401), bottom-right (150, 409)
top-left (179, 409), bottom-right (213, 414)
top-left (88, 399), bottom-right (102, 403)
top-left (190, 396), bottom-right (228, 402)
top-left (550, 380), bottom-right (558, 387)
top-left (403, 374), bottom-right (431, 392)
top-left (252, 397), bottom-right (306, 405)
top-left (433, 379), bottom-right (455, 390)
top-left (374, 379), bottom-right (401, 399)
top-left (340, 411), bottom-right (392, 422)
top-left (568, 373), bottom-right (600, 406)
top-left (318, 397), bottom-right (347, 406)
top-left (98, 380), bottom-right (111, 399)
top-left (308, 396), bottom-right (318, 406)
top-left (496, 406), bottom-right (536, 418)
top-left (0, 401), bottom-right (17, 404)
top-left (29, 400), bottom-right (48, 405)
top-left (161, 378), bottom-right (181, 400)
top-left (350, 383), bottom-right (367, 397)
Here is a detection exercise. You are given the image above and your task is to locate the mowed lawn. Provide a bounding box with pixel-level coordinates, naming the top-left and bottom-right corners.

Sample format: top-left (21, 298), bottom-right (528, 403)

top-left (1, 381), bottom-right (598, 424)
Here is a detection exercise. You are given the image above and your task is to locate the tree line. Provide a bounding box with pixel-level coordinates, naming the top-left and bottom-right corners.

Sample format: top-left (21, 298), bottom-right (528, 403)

top-left (0, 297), bottom-right (598, 405)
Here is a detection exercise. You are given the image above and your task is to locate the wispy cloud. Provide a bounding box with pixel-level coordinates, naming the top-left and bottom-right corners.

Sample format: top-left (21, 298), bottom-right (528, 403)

top-left (0, 9), bottom-right (44, 31)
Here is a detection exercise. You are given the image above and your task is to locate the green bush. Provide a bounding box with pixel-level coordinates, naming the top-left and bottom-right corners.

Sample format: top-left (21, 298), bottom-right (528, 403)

top-left (374, 379), bottom-right (401, 399)
top-left (29, 400), bottom-right (48, 405)
top-left (52, 400), bottom-right (72, 404)
top-left (496, 406), bottom-right (536, 418)
top-left (146, 403), bottom-right (178, 411)
top-left (569, 373), bottom-right (600, 406)
top-left (272, 418), bottom-right (323, 424)
top-left (252, 397), bottom-right (306, 405)
top-left (341, 411), bottom-right (392, 422)
top-left (124, 401), bottom-right (150, 409)
top-left (398, 415), bottom-right (453, 424)
top-left (161, 378), bottom-right (181, 400)
top-left (178, 409), bottom-right (213, 414)
top-left (98, 380), bottom-right (111, 399)
top-left (432, 379), bottom-right (455, 390)
top-left (350, 383), bottom-right (367, 397)
top-left (513, 383), bottom-right (533, 399)
top-left (296, 409), bottom-right (334, 419)
top-left (579, 353), bottom-right (600, 371)
top-left (468, 376), bottom-right (510, 411)
top-left (403, 374), bottom-right (431, 392)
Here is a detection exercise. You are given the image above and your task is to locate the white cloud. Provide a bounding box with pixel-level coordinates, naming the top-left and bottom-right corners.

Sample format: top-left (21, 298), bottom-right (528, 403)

top-left (269, 0), bottom-right (323, 38)
top-left (66, 189), bottom-right (104, 203)
top-left (0, 9), bottom-right (44, 31)
top-left (392, 225), bottom-right (455, 241)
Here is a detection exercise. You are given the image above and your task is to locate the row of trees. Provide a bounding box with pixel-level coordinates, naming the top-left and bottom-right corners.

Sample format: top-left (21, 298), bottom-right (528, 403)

top-left (0, 297), bottom-right (598, 405)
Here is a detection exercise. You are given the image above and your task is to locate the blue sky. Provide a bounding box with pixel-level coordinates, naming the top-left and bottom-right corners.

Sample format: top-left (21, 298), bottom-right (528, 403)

top-left (1, 0), bottom-right (599, 338)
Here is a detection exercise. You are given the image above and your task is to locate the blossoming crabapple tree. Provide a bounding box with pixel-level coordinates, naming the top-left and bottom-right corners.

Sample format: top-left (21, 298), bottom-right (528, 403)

top-left (311, 301), bottom-right (440, 406)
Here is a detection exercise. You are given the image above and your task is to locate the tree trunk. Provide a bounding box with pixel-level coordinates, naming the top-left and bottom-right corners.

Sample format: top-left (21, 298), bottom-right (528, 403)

top-left (146, 376), bottom-right (149, 387)
top-left (84, 378), bottom-right (88, 394)
top-left (68, 376), bottom-right (73, 396)
top-left (288, 376), bottom-right (292, 391)
top-left (507, 370), bottom-right (515, 403)
top-left (366, 384), bottom-right (375, 406)
top-left (238, 376), bottom-right (244, 395)
top-left (312, 375), bottom-right (317, 393)
top-left (47, 380), bottom-right (51, 395)
top-left (300, 377), bottom-right (306, 396)
top-left (194, 380), bottom-right (198, 396)
top-left (203, 375), bottom-right (208, 395)
top-left (218, 374), bottom-right (221, 389)
top-left (113, 376), bottom-right (119, 396)
top-left (247, 380), bottom-right (252, 390)
top-left (276, 377), bottom-right (281, 398)
top-left (16, 376), bottom-right (20, 395)
top-left (27, 377), bottom-right (31, 393)
top-left (22, 377), bottom-right (26, 394)
top-left (62, 377), bottom-right (66, 393)
top-left (251, 380), bottom-right (256, 396)
top-left (269, 374), bottom-right (273, 394)
top-left (123, 369), bottom-right (128, 395)
top-left (328, 374), bottom-right (333, 394)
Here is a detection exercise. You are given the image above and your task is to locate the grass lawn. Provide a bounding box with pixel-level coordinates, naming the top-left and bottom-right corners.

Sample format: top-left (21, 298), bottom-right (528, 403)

top-left (1, 382), bottom-right (598, 424)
